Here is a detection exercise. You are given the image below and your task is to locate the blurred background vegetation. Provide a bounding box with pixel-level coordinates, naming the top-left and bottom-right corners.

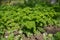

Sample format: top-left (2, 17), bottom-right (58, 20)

top-left (0, 0), bottom-right (60, 6)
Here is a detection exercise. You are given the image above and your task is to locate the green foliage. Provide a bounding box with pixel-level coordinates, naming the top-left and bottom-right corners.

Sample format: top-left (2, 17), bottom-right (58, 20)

top-left (0, 5), bottom-right (60, 38)
top-left (0, 1), bottom-right (60, 40)
top-left (54, 32), bottom-right (60, 40)
top-left (0, 0), bottom-right (60, 40)
top-left (7, 33), bottom-right (14, 40)
top-left (0, 6), bottom-right (56, 33)
top-left (37, 27), bottom-right (45, 33)
top-left (43, 33), bottom-right (55, 40)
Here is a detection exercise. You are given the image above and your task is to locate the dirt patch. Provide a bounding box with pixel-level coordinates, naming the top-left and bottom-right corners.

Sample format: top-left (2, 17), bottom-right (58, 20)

top-left (22, 34), bottom-right (43, 40)
top-left (44, 25), bottom-right (60, 34)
